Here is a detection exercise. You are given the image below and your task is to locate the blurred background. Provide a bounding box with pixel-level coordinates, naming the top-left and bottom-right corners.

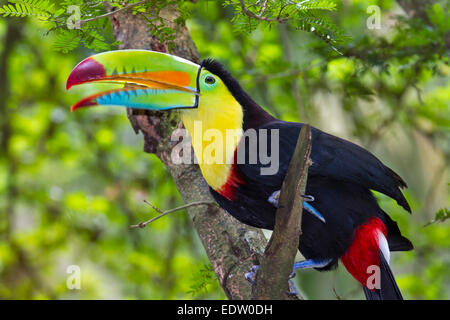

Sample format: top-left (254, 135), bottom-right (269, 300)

top-left (0, 0), bottom-right (448, 299)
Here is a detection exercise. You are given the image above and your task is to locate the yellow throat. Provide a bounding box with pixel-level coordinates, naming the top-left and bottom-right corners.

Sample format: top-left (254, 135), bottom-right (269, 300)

top-left (181, 91), bottom-right (243, 191)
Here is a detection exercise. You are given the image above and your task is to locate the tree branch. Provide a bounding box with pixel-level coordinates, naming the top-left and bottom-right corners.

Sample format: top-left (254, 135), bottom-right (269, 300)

top-left (130, 200), bottom-right (216, 228)
top-left (252, 124), bottom-right (312, 300)
top-left (81, 0), bottom-right (150, 26)
top-left (105, 3), bottom-right (269, 300)
top-left (238, 0), bottom-right (288, 23)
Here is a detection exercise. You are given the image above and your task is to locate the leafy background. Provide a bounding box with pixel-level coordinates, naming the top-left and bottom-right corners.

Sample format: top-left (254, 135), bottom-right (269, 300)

top-left (0, 0), bottom-right (448, 299)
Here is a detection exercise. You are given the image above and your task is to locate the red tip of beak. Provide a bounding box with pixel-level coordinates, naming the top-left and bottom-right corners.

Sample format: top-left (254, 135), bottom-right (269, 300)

top-left (66, 58), bottom-right (107, 90)
top-left (71, 96), bottom-right (99, 112)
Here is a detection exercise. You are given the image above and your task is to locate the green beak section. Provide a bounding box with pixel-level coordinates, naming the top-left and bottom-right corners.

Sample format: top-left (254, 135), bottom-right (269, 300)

top-left (66, 50), bottom-right (200, 111)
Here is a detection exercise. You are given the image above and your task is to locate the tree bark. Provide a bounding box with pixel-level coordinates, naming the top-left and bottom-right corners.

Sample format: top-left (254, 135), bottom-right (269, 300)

top-left (252, 125), bottom-right (311, 300)
top-left (105, 4), bottom-right (269, 299)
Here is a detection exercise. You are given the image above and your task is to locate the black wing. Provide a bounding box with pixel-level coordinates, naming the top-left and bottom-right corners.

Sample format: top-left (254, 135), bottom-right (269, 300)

top-left (237, 120), bottom-right (411, 213)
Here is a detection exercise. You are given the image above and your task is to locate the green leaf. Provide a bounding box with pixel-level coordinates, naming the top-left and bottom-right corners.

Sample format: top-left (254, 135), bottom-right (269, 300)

top-left (53, 29), bottom-right (81, 53)
top-left (425, 208), bottom-right (450, 227)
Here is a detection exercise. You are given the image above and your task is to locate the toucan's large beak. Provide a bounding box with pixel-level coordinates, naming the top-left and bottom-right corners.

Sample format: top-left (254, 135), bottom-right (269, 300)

top-left (66, 50), bottom-right (200, 112)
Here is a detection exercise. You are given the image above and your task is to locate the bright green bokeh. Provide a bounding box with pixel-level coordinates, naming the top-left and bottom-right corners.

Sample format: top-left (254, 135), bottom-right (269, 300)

top-left (0, 0), bottom-right (448, 300)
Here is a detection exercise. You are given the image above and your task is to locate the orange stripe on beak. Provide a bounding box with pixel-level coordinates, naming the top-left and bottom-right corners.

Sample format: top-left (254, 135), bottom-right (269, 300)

top-left (105, 71), bottom-right (193, 91)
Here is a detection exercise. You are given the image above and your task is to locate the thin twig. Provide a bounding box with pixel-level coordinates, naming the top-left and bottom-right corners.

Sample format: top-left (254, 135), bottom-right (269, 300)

top-left (143, 199), bottom-right (164, 214)
top-left (332, 286), bottom-right (343, 300)
top-left (238, 0), bottom-right (288, 23)
top-left (80, 0), bottom-right (151, 26)
top-left (130, 200), bottom-right (216, 229)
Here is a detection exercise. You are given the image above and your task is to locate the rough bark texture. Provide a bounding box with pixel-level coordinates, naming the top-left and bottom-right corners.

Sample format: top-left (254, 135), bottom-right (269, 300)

top-left (105, 4), bottom-right (269, 300)
top-left (253, 125), bottom-right (312, 300)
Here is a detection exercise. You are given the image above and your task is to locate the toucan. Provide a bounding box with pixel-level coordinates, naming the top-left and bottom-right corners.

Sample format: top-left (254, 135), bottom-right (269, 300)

top-left (66, 50), bottom-right (413, 300)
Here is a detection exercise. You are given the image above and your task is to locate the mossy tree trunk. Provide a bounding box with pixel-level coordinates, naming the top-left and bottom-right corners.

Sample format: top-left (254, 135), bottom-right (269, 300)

top-left (105, 4), bottom-right (270, 300)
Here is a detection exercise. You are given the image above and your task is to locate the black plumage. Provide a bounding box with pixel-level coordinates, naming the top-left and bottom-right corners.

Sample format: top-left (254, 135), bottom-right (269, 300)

top-left (363, 253), bottom-right (404, 300)
top-left (203, 59), bottom-right (413, 299)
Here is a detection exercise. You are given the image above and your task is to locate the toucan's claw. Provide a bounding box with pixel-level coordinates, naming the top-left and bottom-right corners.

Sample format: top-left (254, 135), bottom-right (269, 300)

top-left (245, 264), bottom-right (299, 297)
top-left (244, 265), bottom-right (259, 286)
top-left (268, 190), bottom-right (326, 223)
top-left (287, 279), bottom-right (299, 297)
top-left (301, 194), bottom-right (315, 202)
top-left (268, 190), bottom-right (280, 208)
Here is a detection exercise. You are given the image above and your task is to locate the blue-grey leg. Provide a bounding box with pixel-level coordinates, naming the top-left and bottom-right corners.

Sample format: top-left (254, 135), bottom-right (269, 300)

top-left (244, 265), bottom-right (259, 285)
top-left (287, 279), bottom-right (299, 296)
top-left (268, 190), bottom-right (281, 207)
top-left (288, 259), bottom-right (333, 288)
top-left (245, 264), bottom-right (300, 296)
top-left (268, 190), bottom-right (326, 223)
top-left (293, 258), bottom-right (333, 270)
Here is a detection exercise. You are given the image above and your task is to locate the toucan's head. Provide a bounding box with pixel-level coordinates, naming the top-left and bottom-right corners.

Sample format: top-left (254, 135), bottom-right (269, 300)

top-left (67, 50), bottom-right (274, 190)
top-left (66, 50), bottom-right (242, 115)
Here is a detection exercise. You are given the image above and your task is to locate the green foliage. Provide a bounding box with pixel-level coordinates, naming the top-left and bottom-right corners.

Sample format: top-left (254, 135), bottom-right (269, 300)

top-left (0, 0), bottom-right (448, 300)
top-left (0, 0), bottom-right (61, 18)
top-left (225, 0), bottom-right (348, 45)
top-left (0, 17), bottom-right (226, 299)
top-left (0, 0), bottom-right (192, 53)
top-left (0, 0), bottom-right (121, 52)
top-left (187, 263), bottom-right (219, 298)
top-left (425, 208), bottom-right (450, 227)
top-left (52, 29), bottom-right (81, 53)
top-left (0, 0), bottom-right (348, 53)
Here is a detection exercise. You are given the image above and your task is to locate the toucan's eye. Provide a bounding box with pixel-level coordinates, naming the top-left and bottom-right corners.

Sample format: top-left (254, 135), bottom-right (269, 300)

top-left (204, 75), bottom-right (216, 85)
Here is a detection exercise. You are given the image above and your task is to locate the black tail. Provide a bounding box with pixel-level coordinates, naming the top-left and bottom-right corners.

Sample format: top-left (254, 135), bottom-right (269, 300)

top-left (363, 253), bottom-right (403, 300)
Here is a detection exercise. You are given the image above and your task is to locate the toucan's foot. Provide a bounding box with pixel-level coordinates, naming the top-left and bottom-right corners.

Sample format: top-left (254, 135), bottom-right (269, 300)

top-left (245, 264), bottom-right (299, 297)
top-left (268, 190), bottom-right (326, 223)
top-left (268, 191), bottom-right (280, 207)
top-left (244, 265), bottom-right (259, 285)
top-left (244, 259), bottom-right (332, 297)
top-left (287, 279), bottom-right (299, 296)
top-left (287, 259), bottom-right (332, 296)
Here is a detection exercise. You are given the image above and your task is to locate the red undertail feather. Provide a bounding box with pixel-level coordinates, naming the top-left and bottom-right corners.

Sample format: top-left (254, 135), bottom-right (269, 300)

top-left (341, 217), bottom-right (387, 289)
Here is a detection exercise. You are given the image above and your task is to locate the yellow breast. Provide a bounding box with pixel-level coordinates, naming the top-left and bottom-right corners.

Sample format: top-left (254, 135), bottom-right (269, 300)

top-left (181, 93), bottom-right (243, 190)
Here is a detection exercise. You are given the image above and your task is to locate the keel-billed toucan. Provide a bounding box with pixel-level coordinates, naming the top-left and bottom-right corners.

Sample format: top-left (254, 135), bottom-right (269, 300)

top-left (67, 50), bottom-right (413, 300)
